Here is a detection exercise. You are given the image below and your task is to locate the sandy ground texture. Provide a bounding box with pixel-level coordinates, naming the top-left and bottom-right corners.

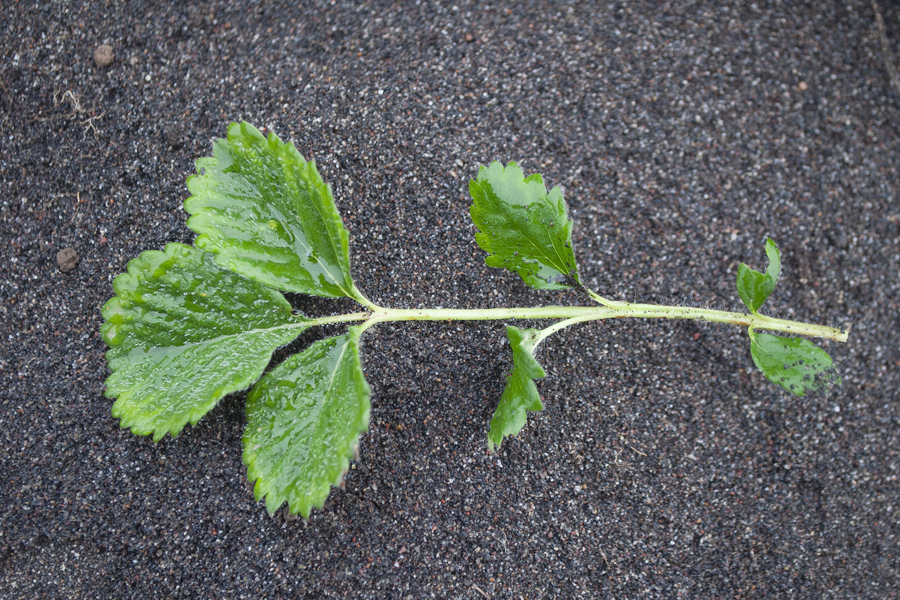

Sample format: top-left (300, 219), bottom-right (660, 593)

top-left (2, 1), bottom-right (899, 598)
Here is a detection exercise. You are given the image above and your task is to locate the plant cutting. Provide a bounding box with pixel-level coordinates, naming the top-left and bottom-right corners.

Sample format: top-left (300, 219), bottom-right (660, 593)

top-left (101, 122), bottom-right (849, 517)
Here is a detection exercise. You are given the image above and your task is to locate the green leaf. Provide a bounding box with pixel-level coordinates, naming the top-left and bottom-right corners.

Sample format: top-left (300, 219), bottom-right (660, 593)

top-left (184, 121), bottom-right (358, 299)
top-left (243, 326), bottom-right (371, 517)
top-left (469, 161), bottom-right (580, 290)
top-left (749, 329), bottom-right (840, 396)
top-left (737, 238), bottom-right (781, 314)
top-left (101, 243), bottom-right (310, 442)
top-left (488, 326), bottom-right (547, 452)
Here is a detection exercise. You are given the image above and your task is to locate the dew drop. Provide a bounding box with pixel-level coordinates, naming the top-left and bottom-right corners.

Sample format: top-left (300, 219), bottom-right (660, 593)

top-left (268, 219), bottom-right (279, 229)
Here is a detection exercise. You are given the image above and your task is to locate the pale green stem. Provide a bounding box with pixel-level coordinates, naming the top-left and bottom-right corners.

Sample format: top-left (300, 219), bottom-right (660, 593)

top-left (310, 312), bottom-right (371, 327)
top-left (304, 303), bottom-right (848, 343)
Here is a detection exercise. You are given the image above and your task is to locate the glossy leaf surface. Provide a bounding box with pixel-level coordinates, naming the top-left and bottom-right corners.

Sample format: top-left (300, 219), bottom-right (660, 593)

top-left (488, 326), bottom-right (546, 452)
top-left (185, 121), bottom-right (357, 298)
top-left (469, 161), bottom-right (579, 290)
top-left (749, 330), bottom-right (840, 396)
top-left (737, 238), bottom-right (781, 314)
top-left (243, 326), bottom-right (370, 517)
top-left (101, 243), bottom-right (309, 442)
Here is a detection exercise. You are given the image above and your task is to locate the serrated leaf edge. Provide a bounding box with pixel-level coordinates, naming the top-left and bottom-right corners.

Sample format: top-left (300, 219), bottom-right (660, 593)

top-left (470, 161), bottom-right (579, 290)
top-left (487, 326), bottom-right (547, 453)
top-left (101, 243), bottom-right (310, 442)
top-left (737, 238), bottom-right (781, 315)
top-left (243, 326), bottom-right (371, 518)
top-left (183, 121), bottom-right (357, 299)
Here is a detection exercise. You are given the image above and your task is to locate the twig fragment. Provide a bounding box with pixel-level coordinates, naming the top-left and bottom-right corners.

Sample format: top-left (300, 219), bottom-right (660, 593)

top-left (872, 0), bottom-right (900, 99)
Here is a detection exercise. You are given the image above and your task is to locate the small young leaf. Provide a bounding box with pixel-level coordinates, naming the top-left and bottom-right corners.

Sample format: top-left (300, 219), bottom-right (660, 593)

top-left (243, 326), bottom-right (371, 517)
top-left (185, 121), bottom-right (359, 299)
top-left (488, 326), bottom-right (547, 452)
top-left (749, 329), bottom-right (840, 396)
top-left (736, 238), bottom-right (781, 314)
top-left (469, 161), bottom-right (580, 290)
top-left (101, 243), bottom-right (310, 442)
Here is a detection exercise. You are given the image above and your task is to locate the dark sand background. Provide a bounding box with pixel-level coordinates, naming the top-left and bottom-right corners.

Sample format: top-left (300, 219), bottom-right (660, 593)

top-left (2, 1), bottom-right (898, 598)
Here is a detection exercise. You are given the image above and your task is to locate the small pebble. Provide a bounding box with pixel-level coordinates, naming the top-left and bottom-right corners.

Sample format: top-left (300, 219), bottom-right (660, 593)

top-left (128, 55), bottom-right (139, 67)
top-left (827, 226), bottom-right (849, 249)
top-left (57, 247), bottom-right (79, 272)
top-left (166, 128), bottom-right (183, 151)
top-left (798, 81), bottom-right (808, 91)
top-left (94, 44), bottom-right (115, 68)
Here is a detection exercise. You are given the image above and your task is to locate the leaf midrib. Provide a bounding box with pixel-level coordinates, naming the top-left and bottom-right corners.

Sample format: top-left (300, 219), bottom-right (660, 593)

top-left (225, 137), bottom-right (353, 297)
top-left (262, 335), bottom-right (353, 507)
top-left (300, 168), bottom-right (353, 297)
top-left (275, 147), bottom-right (349, 295)
top-left (308, 336), bottom-right (352, 477)
top-left (484, 182), bottom-right (571, 279)
top-left (118, 319), bottom-right (309, 358)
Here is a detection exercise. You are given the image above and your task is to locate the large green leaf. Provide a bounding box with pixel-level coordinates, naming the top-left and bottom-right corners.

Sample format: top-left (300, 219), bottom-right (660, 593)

top-left (184, 121), bottom-right (358, 299)
top-left (469, 161), bottom-right (580, 290)
top-left (737, 238), bottom-right (781, 314)
top-left (749, 329), bottom-right (840, 396)
top-left (101, 243), bottom-right (310, 442)
top-left (243, 326), bottom-right (371, 517)
top-left (488, 326), bottom-right (546, 452)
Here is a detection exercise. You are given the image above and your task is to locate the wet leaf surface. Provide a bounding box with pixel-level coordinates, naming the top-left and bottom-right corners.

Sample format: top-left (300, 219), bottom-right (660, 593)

top-left (243, 326), bottom-right (370, 517)
top-left (469, 161), bottom-right (579, 290)
top-left (102, 243), bottom-right (310, 441)
top-left (185, 121), bottom-right (358, 299)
